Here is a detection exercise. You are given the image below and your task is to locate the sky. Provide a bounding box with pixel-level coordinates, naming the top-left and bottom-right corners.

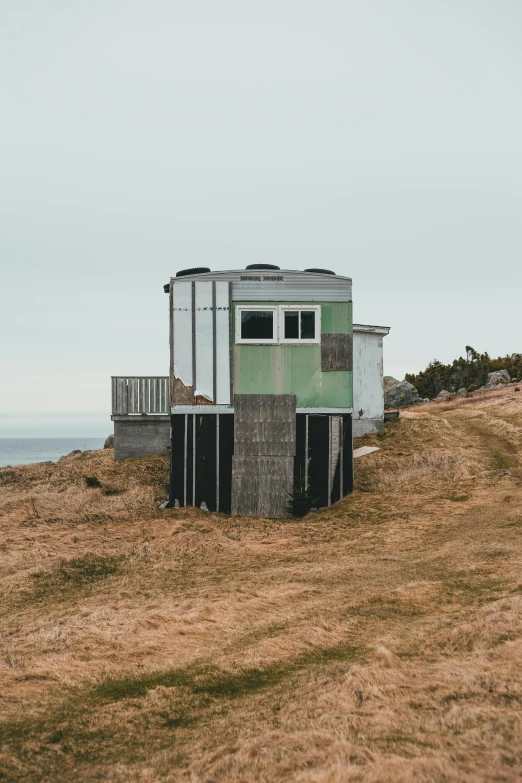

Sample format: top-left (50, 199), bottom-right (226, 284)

top-left (1, 0), bottom-right (522, 436)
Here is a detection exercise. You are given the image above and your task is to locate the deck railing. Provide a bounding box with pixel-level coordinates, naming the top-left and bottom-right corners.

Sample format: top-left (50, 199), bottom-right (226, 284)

top-left (111, 376), bottom-right (170, 415)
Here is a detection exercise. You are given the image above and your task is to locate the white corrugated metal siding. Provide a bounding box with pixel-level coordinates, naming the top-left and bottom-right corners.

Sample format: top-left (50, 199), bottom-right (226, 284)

top-left (171, 279), bottom-right (231, 405)
top-left (215, 281), bottom-right (231, 404)
top-left (173, 281), bottom-right (193, 387)
top-left (194, 281), bottom-right (213, 401)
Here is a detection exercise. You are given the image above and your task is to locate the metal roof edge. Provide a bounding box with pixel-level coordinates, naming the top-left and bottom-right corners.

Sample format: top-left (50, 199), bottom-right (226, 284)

top-left (170, 269), bottom-right (352, 282)
top-left (353, 323), bottom-right (391, 335)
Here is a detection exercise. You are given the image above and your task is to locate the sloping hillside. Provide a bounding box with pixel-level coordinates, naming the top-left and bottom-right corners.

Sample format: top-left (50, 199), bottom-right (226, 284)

top-left (1, 385), bottom-right (522, 782)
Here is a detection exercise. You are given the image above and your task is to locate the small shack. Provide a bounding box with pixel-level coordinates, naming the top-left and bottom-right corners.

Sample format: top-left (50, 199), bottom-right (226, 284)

top-left (111, 265), bottom-right (390, 517)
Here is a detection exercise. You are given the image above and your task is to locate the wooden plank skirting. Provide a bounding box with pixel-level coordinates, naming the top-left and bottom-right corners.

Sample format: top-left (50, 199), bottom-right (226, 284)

top-left (231, 394), bottom-right (297, 517)
top-left (231, 456), bottom-right (294, 518)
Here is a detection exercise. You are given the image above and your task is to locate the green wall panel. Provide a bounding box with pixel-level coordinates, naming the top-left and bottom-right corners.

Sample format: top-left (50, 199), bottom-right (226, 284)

top-left (232, 302), bottom-right (353, 408)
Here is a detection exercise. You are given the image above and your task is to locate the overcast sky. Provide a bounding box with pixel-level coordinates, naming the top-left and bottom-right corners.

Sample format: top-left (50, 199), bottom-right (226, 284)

top-left (1, 0), bottom-right (521, 436)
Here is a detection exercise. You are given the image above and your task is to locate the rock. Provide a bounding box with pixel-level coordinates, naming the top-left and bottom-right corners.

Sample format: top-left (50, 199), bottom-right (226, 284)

top-left (158, 500), bottom-right (170, 509)
top-left (58, 450), bottom-right (82, 462)
top-left (174, 499), bottom-right (180, 508)
top-left (456, 388), bottom-right (468, 397)
top-left (200, 501), bottom-right (210, 512)
top-left (383, 377), bottom-right (423, 409)
top-left (486, 370), bottom-right (510, 386)
top-left (104, 434), bottom-right (114, 449)
top-left (436, 390), bottom-right (453, 400)
top-left (42, 461), bottom-right (54, 465)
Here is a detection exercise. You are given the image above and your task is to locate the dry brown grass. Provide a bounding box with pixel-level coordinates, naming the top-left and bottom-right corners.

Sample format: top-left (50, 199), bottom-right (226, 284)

top-left (1, 385), bottom-right (522, 782)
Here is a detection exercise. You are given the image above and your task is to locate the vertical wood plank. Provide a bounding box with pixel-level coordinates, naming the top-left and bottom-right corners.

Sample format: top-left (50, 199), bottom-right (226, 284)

top-left (115, 379), bottom-right (122, 415)
top-left (132, 378), bottom-right (138, 414)
top-left (139, 377), bottom-right (144, 414)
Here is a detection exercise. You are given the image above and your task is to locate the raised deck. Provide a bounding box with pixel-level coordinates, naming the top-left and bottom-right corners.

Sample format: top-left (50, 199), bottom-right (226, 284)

top-left (111, 377), bottom-right (170, 460)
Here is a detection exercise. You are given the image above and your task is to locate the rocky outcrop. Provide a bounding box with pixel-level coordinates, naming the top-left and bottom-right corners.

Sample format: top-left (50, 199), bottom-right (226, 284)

top-left (104, 434), bottom-right (115, 449)
top-left (436, 390), bottom-right (453, 401)
top-left (58, 450), bottom-right (82, 462)
top-left (486, 370), bottom-right (510, 386)
top-left (384, 377), bottom-right (424, 409)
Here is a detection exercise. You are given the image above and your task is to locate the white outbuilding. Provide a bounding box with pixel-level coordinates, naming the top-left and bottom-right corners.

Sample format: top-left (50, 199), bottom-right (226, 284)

top-left (353, 324), bottom-right (391, 437)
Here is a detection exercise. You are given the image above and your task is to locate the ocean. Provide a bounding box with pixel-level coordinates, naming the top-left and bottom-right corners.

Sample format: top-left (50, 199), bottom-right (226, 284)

top-left (0, 438), bottom-right (106, 468)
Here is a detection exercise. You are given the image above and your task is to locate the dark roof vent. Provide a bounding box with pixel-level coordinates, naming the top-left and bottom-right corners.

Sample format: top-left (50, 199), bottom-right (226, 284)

top-left (163, 283), bottom-right (170, 293)
top-left (176, 266), bottom-right (211, 278)
top-left (304, 268), bottom-right (335, 275)
top-left (245, 263), bottom-right (281, 271)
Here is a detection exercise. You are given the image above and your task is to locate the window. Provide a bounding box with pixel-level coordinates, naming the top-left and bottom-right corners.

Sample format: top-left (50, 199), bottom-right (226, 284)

top-left (236, 307), bottom-right (278, 343)
top-left (282, 309), bottom-right (317, 342)
top-left (235, 306), bottom-right (321, 344)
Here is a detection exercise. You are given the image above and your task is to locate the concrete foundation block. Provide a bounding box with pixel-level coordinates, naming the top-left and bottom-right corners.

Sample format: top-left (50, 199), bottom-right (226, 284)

top-left (112, 416), bottom-right (170, 460)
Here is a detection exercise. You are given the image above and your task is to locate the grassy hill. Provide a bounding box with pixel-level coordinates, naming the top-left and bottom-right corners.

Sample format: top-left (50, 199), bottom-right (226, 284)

top-left (1, 385), bottom-right (522, 782)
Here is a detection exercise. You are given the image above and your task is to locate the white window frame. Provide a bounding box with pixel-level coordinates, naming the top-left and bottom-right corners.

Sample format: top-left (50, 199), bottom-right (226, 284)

top-left (235, 305), bottom-right (321, 345)
top-left (279, 305), bottom-right (321, 345)
top-left (235, 305), bottom-right (279, 344)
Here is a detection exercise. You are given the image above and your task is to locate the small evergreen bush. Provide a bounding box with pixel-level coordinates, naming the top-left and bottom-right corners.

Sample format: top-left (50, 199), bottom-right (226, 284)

top-left (286, 471), bottom-right (319, 518)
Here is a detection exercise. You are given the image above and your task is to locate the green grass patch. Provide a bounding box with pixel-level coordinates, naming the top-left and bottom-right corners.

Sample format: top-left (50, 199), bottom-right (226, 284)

top-left (93, 642), bottom-right (362, 705)
top-left (0, 642), bottom-right (365, 782)
top-left (30, 554), bottom-right (124, 601)
top-left (441, 576), bottom-right (505, 606)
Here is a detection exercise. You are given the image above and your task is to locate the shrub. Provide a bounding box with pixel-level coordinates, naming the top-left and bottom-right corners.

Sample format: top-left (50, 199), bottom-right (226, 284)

top-left (405, 347), bottom-right (522, 398)
top-left (286, 472), bottom-right (319, 518)
top-left (84, 476), bottom-right (101, 489)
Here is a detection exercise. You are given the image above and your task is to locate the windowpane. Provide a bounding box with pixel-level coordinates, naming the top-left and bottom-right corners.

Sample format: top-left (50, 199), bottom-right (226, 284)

top-left (284, 311), bottom-right (299, 339)
top-left (300, 311), bottom-right (315, 339)
top-left (240, 310), bottom-right (274, 340)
